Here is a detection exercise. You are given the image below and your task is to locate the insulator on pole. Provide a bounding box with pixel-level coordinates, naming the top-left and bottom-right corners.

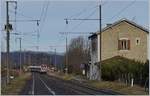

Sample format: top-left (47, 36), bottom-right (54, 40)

top-left (15, 2), bottom-right (17, 9)
top-left (37, 21), bottom-right (39, 26)
top-left (66, 19), bottom-right (68, 24)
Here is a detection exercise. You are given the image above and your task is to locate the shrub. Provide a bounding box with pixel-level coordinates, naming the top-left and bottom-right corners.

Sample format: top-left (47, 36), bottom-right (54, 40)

top-left (101, 56), bottom-right (149, 86)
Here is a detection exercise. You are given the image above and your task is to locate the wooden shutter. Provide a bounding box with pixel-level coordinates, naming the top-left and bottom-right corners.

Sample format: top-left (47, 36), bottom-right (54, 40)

top-left (128, 40), bottom-right (130, 50)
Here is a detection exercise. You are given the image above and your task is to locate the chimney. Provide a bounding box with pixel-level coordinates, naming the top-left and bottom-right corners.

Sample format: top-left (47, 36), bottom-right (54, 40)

top-left (106, 24), bottom-right (112, 27)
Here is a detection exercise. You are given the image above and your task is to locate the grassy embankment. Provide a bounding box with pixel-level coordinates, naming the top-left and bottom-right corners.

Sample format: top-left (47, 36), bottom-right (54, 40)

top-left (1, 72), bottom-right (31, 95)
top-left (87, 80), bottom-right (148, 95)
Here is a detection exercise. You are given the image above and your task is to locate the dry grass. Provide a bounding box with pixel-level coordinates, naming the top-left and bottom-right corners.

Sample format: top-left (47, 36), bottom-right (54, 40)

top-left (47, 71), bottom-right (148, 95)
top-left (62, 74), bottom-right (74, 80)
top-left (1, 72), bottom-right (31, 95)
top-left (47, 71), bottom-right (75, 80)
top-left (87, 80), bottom-right (148, 95)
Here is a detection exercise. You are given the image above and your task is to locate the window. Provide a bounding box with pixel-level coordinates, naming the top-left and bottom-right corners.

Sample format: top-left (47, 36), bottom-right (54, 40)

top-left (136, 38), bottom-right (140, 45)
top-left (118, 39), bottom-right (130, 50)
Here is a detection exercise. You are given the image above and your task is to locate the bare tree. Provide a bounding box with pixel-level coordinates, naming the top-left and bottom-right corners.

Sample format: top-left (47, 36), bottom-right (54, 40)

top-left (64, 36), bottom-right (90, 74)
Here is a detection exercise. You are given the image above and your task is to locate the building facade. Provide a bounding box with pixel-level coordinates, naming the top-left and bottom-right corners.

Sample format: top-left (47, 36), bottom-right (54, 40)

top-left (88, 19), bottom-right (149, 80)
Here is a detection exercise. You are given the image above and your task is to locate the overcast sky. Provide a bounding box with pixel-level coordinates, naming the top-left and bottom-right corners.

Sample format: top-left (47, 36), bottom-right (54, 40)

top-left (1, 0), bottom-right (149, 53)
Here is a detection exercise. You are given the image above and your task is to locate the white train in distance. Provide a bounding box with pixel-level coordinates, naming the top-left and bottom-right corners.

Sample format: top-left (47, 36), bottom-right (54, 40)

top-left (28, 64), bottom-right (48, 73)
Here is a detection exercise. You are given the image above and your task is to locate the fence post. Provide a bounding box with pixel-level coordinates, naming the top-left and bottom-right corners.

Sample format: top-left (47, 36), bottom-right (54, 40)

top-left (131, 78), bottom-right (134, 87)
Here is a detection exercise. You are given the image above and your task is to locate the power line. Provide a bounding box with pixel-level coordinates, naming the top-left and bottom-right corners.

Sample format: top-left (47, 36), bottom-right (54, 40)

top-left (34, 1), bottom-right (50, 51)
top-left (13, 2), bottom-right (17, 31)
top-left (67, 1), bottom-right (107, 32)
top-left (36, 1), bottom-right (50, 51)
top-left (70, 7), bottom-right (98, 31)
top-left (42, 2), bottom-right (49, 24)
top-left (60, 7), bottom-right (96, 58)
top-left (39, 1), bottom-right (50, 32)
top-left (58, 2), bottom-right (106, 54)
top-left (61, 2), bottom-right (102, 40)
top-left (59, 32), bottom-right (94, 35)
top-left (68, 4), bottom-right (98, 19)
top-left (65, 19), bottom-right (100, 21)
top-left (67, 1), bottom-right (107, 19)
top-left (10, 19), bottom-right (40, 22)
top-left (40, 1), bottom-right (47, 21)
top-left (109, 0), bottom-right (136, 21)
top-left (57, 1), bottom-right (107, 49)
top-left (9, 9), bottom-right (35, 20)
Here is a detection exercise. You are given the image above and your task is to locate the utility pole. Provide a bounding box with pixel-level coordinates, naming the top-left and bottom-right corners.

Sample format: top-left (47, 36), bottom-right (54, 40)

top-left (59, 31), bottom-right (93, 74)
top-left (49, 45), bottom-right (65, 72)
top-left (64, 18), bottom-right (100, 75)
top-left (98, 4), bottom-right (102, 81)
top-left (59, 32), bottom-right (93, 74)
top-left (17, 37), bottom-right (22, 75)
top-left (23, 49), bottom-right (27, 65)
top-left (5, 1), bottom-right (16, 84)
top-left (27, 50), bottom-right (31, 66)
top-left (49, 55), bottom-right (51, 66)
top-left (65, 36), bottom-right (68, 74)
top-left (54, 48), bottom-right (57, 70)
top-left (64, 3), bottom-right (102, 80)
top-left (6, 1), bottom-right (10, 84)
top-left (15, 37), bottom-right (22, 75)
top-left (36, 46), bottom-right (39, 66)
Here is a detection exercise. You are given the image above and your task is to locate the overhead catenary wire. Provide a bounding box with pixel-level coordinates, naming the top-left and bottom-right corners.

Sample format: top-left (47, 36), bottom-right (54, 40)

top-left (60, 0), bottom-right (107, 77)
top-left (13, 2), bottom-right (17, 31)
top-left (9, 2), bottom-right (44, 51)
top-left (66, 1), bottom-right (107, 33)
top-left (68, 1), bottom-right (107, 19)
top-left (60, 3), bottom-right (98, 41)
top-left (39, 1), bottom-right (50, 33)
top-left (59, 2), bottom-right (104, 74)
top-left (58, 1), bottom-right (107, 48)
top-left (9, 5), bottom-right (40, 26)
top-left (68, 4), bottom-right (98, 19)
top-left (9, 9), bottom-right (35, 20)
top-left (58, 2), bottom-right (104, 51)
top-left (70, 7), bottom-right (98, 31)
top-left (42, 2), bottom-right (49, 23)
top-left (35, 1), bottom-right (50, 51)
top-left (108, 0), bottom-right (136, 21)
top-left (39, 1), bottom-right (47, 21)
